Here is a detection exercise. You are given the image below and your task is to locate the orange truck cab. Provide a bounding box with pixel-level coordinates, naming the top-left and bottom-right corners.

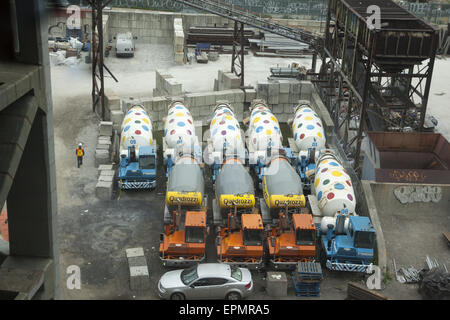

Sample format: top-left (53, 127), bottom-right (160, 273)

top-left (267, 211), bottom-right (317, 269)
top-left (216, 208), bottom-right (265, 270)
top-left (160, 208), bottom-right (208, 267)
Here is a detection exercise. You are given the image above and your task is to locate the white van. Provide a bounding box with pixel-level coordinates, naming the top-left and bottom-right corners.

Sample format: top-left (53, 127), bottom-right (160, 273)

top-left (114, 32), bottom-right (136, 57)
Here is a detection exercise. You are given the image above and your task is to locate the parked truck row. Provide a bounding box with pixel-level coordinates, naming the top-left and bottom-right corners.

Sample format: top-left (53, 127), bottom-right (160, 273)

top-left (116, 99), bottom-right (376, 274)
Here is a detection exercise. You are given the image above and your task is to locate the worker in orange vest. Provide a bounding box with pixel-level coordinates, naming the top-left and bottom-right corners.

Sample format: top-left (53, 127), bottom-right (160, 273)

top-left (76, 143), bottom-right (85, 168)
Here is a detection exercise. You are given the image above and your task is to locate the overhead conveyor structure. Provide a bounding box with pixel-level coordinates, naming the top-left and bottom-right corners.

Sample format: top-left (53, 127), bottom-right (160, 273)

top-left (175, 0), bottom-right (438, 175)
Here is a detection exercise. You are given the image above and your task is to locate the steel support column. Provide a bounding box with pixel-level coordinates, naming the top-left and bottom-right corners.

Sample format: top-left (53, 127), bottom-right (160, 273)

top-left (231, 21), bottom-right (245, 87)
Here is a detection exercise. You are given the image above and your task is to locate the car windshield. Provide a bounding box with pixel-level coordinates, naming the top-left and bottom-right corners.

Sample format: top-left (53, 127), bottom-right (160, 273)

top-left (180, 266), bottom-right (199, 285)
top-left (230, 266), bottom-right (242, 281)
top-left (243, 229), bottom-right (262, 246)
top-left (185, 227), bottom-right (204, 244)
top-left (354, 231), bottom-right (375, 249)
top-left (296, 229), bottom-right (315, 246)
top-left (139, 155), bottom-right (155, 170)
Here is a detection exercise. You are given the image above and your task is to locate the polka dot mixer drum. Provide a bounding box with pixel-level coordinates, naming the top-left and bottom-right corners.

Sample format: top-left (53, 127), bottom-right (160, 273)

top-left (164, 101), bottom-right (196, 150)
top-left (210, 103), bottom-right (245, 156)
top-left (313, 150), bottom-right (356, 216)
top-left (120, 105), bottom-right (153, 155)
top-left (292, 103), bottom-right (326, 152)
top-left (248, 101), bottom-right (283, 152)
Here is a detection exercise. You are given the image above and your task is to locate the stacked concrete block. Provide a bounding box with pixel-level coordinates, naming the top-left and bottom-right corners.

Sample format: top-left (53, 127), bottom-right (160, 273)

top-left (95, 166), bottom-right (116, 200)
top-left (173, 18), bottom-right (185, 64)
top-left (95, 122), bottom-right (113, 167)
top-left (126, 248), bottom-right (150, 291)
top-left (254, 79), bottom-right (306, 123)
top-left (154, 70), bottom-right (183, 97)
top-left (216, 70), bottom-right (241, 91)
top-left (266, 272), bottom-right (288, 297)
top-left (244, 88), bottom-right (257, 103)
top-left (95, 180), bottom-right (113, 200)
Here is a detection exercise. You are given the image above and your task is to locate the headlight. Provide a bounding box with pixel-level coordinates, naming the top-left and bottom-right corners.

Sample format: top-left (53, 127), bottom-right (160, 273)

top-left (158, 281), bottom-right (166, 293)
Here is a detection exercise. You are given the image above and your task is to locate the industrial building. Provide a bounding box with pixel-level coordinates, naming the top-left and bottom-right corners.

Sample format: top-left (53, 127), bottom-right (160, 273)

top-left (0, 0), bottom-right (449, 302)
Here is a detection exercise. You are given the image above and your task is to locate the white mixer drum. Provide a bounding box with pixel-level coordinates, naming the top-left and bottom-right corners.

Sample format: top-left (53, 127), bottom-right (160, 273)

top-left (313, 153), bottom-right (356, 216)
top-left (210, 104), bottom-right (245, 155)
top-left (248, 102), bottom-right (283, 151)
top-left (120, 105), bottom-right (153, 152)
top-left (164, 102), bottom-right (196, 149)
top-left (292, 104), bottom-right (326, 152)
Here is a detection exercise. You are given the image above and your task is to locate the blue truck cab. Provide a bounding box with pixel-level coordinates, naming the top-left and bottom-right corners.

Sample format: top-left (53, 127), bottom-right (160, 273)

top-left (321, 214), bottom-right (376, 272)
top-left (118, 145), bottom-right (157, 190)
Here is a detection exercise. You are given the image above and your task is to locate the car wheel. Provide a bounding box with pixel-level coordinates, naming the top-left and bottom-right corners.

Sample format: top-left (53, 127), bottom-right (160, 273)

top-left (226, 292), bottom-right (241, 300)
top-left (170, 292), bottom-right (185, 300)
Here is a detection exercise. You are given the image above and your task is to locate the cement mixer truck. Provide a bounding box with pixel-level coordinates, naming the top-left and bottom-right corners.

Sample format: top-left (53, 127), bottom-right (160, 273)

top-left (290, 101), bottom-right (326, 193)
top-left (159, 101), bottom-right (207, 266)
top-left (159, 154), bottom-right (208, 267)
top-left (310, 150), bottom-right (376, 272)
top-left (162, 101), bottom-right (202, 178)
top-left (118, 105), bottom-right (157, 190)
top-left (205, 103), bottom-right (247, 182)
top-left (262, 156), bottom-right (317, 269)
top-left (208, 103), bottom-right (264, 269)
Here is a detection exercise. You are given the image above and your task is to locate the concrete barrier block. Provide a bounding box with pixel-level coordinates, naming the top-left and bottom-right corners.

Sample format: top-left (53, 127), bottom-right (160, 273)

top-left (273, 105), bottom-right (284, 114)
top-left (98, 175), bottom-right (114, 183)
top-left (98, 164), bottom-right (113, 171)
top-left (99, 121), bottom-right (113, 136)
top-left (204, 92), bottom-right (216, 106)
top-left (289, 93), bottom-right (300, 104)
top-left (244, 88), bottom-right (257, 103)
top-left (278, 80), bottom-right (291, 94)
top-left (266, 272), bottom-right (287, 297)
top-left (111, 110), bottom-right (124, 130)
top-left (199, 105), bottom-right (211, 116)
top-left (279, 93), bottom-right (289, 104)
top-left (291, 82), bottom-right (301, 94)
top-left (95, 180), bottom-right (113, 200)
top-left (230, 89), bottom-right (245, 103)
top-left (106, 95), bottom-right (121, 111)
top-left (284, 104), bottom-right (295, 114)
top-left (190, 106), bottom-right (200, 117)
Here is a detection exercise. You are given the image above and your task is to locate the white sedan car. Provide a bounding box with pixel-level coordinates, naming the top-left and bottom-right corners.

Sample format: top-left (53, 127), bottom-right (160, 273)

top-left (158, 263), bottom-right (254, 300)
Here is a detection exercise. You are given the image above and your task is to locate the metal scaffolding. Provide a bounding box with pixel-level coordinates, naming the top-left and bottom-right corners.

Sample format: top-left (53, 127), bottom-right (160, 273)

top-left (316, 0), bottom-right (438, 171)
top-left (231, 21), bottom-right (245, 87)
top-left (88, 0), bottom-right (117, 120)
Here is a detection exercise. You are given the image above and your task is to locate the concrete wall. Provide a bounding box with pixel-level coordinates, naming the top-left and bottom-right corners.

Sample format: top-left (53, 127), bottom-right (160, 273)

top-left (48, 8), bottom-right (324, 44)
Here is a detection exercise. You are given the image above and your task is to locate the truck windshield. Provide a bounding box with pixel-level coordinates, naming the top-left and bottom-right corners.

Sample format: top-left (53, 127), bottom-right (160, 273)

top-left (185, 227), bottom-right (204, 244)
top-left (139, 155), bottom-right (155, 170)
top-left (243, 229), bottom-right (262, 246)
top-left (296, 229), bottom-right (315, 246)
top-left (354, 231), bottom-right (375, 249)
top-left (181, 266), bottom-right (198, 285)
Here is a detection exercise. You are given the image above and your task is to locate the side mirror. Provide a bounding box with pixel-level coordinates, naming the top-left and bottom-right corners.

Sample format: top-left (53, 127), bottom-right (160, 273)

top-left (113, 36), bottom-right (116, 40)
top-left (189, 284), bottom-right (195, 289)
top-left (159, 233), bottom-right (164, 242)
top-left (134, 36), bottom-right (138, 39)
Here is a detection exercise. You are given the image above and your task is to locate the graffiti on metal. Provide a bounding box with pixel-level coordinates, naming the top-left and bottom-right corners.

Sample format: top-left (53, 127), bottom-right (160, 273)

top-left (389, 169), bottom-right (427, 183)
top-left (394, 185), bottom-right (442, 204)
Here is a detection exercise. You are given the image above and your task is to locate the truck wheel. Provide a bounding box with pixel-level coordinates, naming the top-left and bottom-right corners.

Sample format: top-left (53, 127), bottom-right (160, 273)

top-left (226, 292), bottom-right (241, 300)
top-left (170, 292), bottom-right (185, 300)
